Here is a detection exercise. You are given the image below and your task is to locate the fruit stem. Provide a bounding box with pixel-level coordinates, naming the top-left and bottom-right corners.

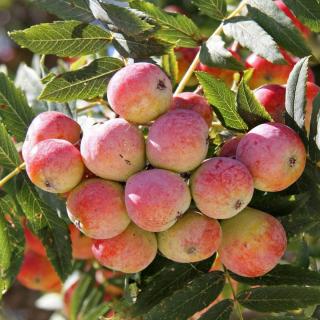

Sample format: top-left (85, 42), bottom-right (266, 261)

top-left (174, 0), bottom-right (248, 95)
top-left (224, 266), bottom-right (244, 320)
top-left (0, 162), bottom-right (26, 188)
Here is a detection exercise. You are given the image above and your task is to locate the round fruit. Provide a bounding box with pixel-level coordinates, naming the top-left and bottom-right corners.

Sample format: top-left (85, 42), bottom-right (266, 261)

top-left (25, 139), bottom-right (84, 193)
top-left (107, 63), bottom-right (172, 124)
top-left (191, 157), bottom-right (254, 219)
top-left (92, 223), bottom-right (157, 273)
top-left (219, 207), bottom-right (287, 277)
top-left (146, 109), bottom-right (209, 173)
top-left (236, 123), bottom-right (306, 192)
top-left (81, 119), bottom-right (145, 182)
top-left (158, 210), bottom-right (222, 263)
top-left (125, 169), bottom-right (191, 232)
top-left (219, 136), bottom-right (242, 158)
top-left (67, 178), bottom-right (130, 239)
top-left (24, 224), bottom-right (46, 256)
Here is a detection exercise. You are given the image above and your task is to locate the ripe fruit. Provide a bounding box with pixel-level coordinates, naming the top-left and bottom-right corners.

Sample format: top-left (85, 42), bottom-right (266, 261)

top-left (304, 82), bottom-right (320, 134)
top-left (170, 92), bottom-right (213, 127)
top-left (24, 224), bottom-right (46, 256)
top-left (219, 207), bottom-right (287, 277)
top-left (236, 123), bottom-right (306, 192)
top-left (22, 111), bottom-right (81, 161)
top-left (191, 157), bottom-right (254, 219)
top-left (175, 47), bottom-right (199, 86)
top-left (125, 169), bottom-right (191, 232)
top-left (254, 84), bottom-right (286, 123)
top-left (107, 63), bottom-right (172, 124)
top-left (92, 223), bottom-right (157, 273)
top-left (17, 250), bottom-right (61, 292)
top-left (69, 224), bottom-right (94, 260)
top-left (67, 178), bottom-right (130, 239)
top-left (25, 139), bottom-right (84, 193)
top-left (80, 119), bottom-right (145, 182)
top-left (219, 136), bottom-right (242, 158)
top-left (146, 109), bottom-right (209, 173)
top-left (157, 210), bottom-right (222, 263)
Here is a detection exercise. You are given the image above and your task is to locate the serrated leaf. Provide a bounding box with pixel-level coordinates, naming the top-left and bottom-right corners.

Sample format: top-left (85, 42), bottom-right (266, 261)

top-left (237, 79), bottom-right (272, 128)
top-left (130, 0), bottom-right (202, 47)
top-left (283, 0), bottom-right (320, 32)
top-left (0, 73), bottom-right (35, 142)
top-left (198, 299), bottom-right (233, 320)
top-left (223, 16), bottom-right (284, 64)
top-left (192, 0), bottom-right (227, 20)
top-left (10, 21), bottom-right (112, 57)
top-left (0, 195), bottom-right (24, 297)
top-left (309, 93), bottom-right (320, 162)
top-left (0, 123), bottom-right (21, 171)
top-left (230, 264), bottom-right (320, 286)
top-left (88, 0), bottom-right (154, 36)
top-left (196, 71), bottom-right (248, 131)
top-left (285, 56), bottom-right (309, 140)
top-left (16, 175), bottom-right (72, 280)
top-left (162, 48), bottom-right (178, 86)
top-left (200, 35), bottom-right (244, 71)
top-left (132, 255), bottom-right (215, 317)
top-left (238, 286), bottom-right (320, 312)
top-left (39, 57), bottom-right (124, 102)
top-left (144, 271), bottom-right (225, 320)
top-left (112, 32), bottom-right (172, 59)
top-left (247, 0), bottom-right (311, 58)
top-left (27, 0), bottom-right (93, 22)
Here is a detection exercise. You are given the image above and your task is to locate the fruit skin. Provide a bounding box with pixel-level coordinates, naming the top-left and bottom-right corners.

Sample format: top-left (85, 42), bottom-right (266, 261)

top-left (236, 123), bottom-right (306, 192)
top-left (22, 111), bottom-right (81, 161)
top-left (67, 178), bottom-right (130, 240)
top-left (170, 92), bottom-right (213, 127)
top-left (17, 250), bottom-right (62, 292)
top-left (92, 223), bottom-right (157, 273)
top-left (26, 139), bottom-right (84, 193)
top-left (254, 84), bottom-right (286, 123)
top-left (191, 157), bottom-right (254, 219)
top-left (146, 109), bottom-right (209, 173)
top-left (305, 82), bottom-right (320, 134)
top-left (69, 224), bottom-right (94, 260)
top-left (24, 224), bottom-right (46, 256)
top-left (157, 210), bottom-right (222, 263)
top-left (125, 169), bottom-right (191, 232)
top-left (107, 63), bottom-right (172, 124)
top-left (219, 136), bottom-right (242, 158)
top-left (175, 47), bottom-right (199, 86)
top-left (219, 207), bottom-right (287, 277)
top-left (81, 119), bottom-right (145, 182)
top-left (275, 0), bottom-right (310, 36)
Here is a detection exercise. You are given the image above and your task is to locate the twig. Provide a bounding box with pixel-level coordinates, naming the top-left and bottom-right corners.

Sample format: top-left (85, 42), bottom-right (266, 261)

top-left (0, 162), bottom-right (26, 188)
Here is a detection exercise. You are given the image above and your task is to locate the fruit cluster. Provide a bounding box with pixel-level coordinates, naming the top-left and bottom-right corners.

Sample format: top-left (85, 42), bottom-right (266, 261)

top-left (21, 61), bottom-right (307, 281)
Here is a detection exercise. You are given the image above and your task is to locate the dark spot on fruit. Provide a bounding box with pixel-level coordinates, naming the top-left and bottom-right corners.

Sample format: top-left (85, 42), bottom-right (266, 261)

top-left (157, 80), bottom-right (166, 90)
top-left (177, 211), bottom-right (184, 218)
top-left (45, 180), bottom-right (51, 188)
top-left (235, 200), bottom-right (242, 210)
top-left (289, 157), bottom-right (296, 167)
top-left (125, 159), bottom-right (131, 165)
top-left (187, 247), bottom-right (196, 254)
top-left (119, 154), bottom-right (124, 158)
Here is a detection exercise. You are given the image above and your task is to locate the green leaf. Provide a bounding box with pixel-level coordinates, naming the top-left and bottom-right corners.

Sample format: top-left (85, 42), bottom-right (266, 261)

top-left (0, 195), bottom-right (24, 297)
top-left (230, 264), bottom-right (320, 286)
top-left (82, 303), bottom-right (111, 320)
top-left (246, 0), bottom-right (311, 58)
top-left (198, 299), bottom-right (234, 320)
top-left (223, 16), bottom-right (284, 64)
top-left (130, 0), bottom-right (202, 47)
top-left (0, 73), bottom-right (35, 142)
top-left (39, 57), bottom-right (124, 102)
top-left (285, 56), bottom-right (309, 140)
top-left (143, 271), bottom-right (225, 320)
top-left (192, 0), bottom-right (227, 20)
top-left (309, 93), bottom-right (320, 162)
top-left (196, 71), bottom-right (248, 131)
top-left (27, 0), bottom-right (93, 22)
top-left (283, 0), bottom-right (320, 32)
top-left (16, 176), bottom-right (72, 280)
top-left (10, 21), bottom-right (112, 57)
top-left (237, 286), bottom-right (320, 312)
top-left (0, 123), bottom-right (21, 171)
top-left (162, 48), bottom-right (178, 86)
top-left (200, 35), bottom-right (244, 71)
top-left (112, 32), bottom-right (172, 59)
top-left (132, 255), bottom-right (215, 317)
top-left (237, 79), bottom-right (273, 128)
